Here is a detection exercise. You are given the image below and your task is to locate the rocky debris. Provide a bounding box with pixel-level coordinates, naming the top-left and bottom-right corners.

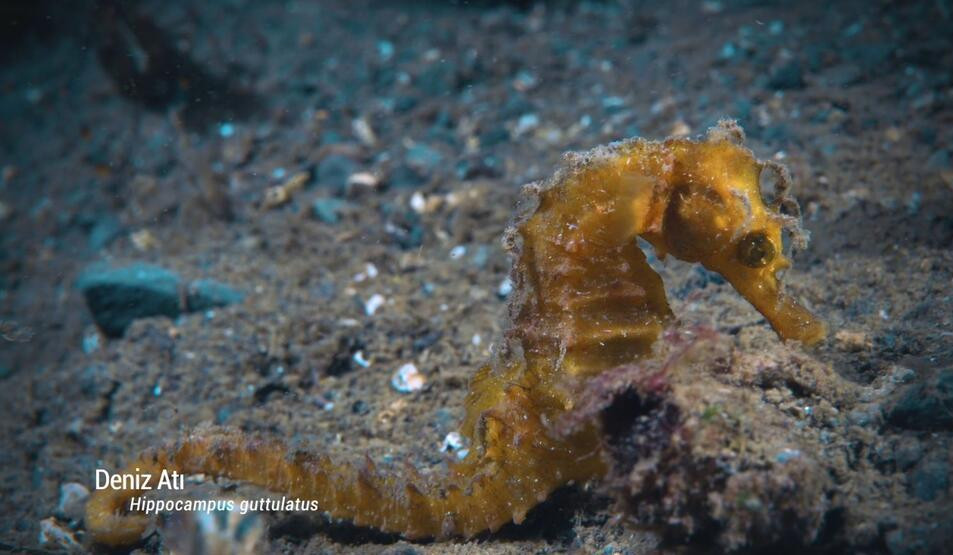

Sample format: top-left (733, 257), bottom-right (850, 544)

top-left (888, 369), bottom-right (953, 430)
top-left (38, 517), bottom-right (82, 552)
top-left (54, 482), bottom-right (89, 524)
top-left (561, 328), bottom-right (855, 551)
top-left (77, 263), bottom-right (243, 337)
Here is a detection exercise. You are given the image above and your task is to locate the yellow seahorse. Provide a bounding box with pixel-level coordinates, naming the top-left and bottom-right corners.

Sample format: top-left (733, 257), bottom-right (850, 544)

top-left (86, 120), bottom-right (825, 546)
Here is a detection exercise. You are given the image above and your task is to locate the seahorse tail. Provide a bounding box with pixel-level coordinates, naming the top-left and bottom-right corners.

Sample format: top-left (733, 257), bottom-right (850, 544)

top-left (87, 418), bottom-right (605, 546)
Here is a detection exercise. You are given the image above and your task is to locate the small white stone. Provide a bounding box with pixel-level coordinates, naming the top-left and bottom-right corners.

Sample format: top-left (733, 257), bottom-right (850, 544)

top-left (410, 191), bottom-right (427, 213)
top-left (449, 245), bottom-right (466, 259)
top-left (365, 263), bottom-right (379, 279)
top-left (365, 294), bottom-right (385, 316)
top-left (352, 351), bottom-right (371, 368)
top-left (351, 117), bottom-right (377, 146)
top-left (497, 277), bottom-right (514, 298)
top-left (441, 432), bottom-right (470, 460)
top-left (347, 172), bottom-right (380, 190)
top-left (391, 363), bottom-right (425, 393)
top-left (514, 113), bottom-right (539, 136)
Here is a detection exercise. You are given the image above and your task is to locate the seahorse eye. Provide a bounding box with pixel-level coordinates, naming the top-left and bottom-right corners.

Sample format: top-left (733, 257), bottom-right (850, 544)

top-left (737, 231), bottom-right (775, 268)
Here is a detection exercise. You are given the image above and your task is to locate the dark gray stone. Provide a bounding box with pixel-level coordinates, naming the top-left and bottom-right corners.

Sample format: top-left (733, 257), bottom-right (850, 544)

top-left (889, 369), bottom-right (953, 430)
top-left (77, 264), bottom-right (244, 337)
top-left (77, 263), bottom-right (182, 337)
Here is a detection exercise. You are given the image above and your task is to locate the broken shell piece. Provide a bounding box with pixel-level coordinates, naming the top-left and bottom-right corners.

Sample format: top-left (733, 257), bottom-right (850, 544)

top-left (391, 363), bottom-right (425, 393)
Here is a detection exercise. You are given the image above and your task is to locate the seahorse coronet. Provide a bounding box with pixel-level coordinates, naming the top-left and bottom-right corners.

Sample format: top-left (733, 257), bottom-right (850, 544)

top-left (85, 120), bottom-right (824, 547)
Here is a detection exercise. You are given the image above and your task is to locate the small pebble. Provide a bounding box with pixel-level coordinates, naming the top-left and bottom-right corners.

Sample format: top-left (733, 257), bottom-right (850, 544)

top-left (513, 70), bottom-right (537, 91)
top-left (449, 245), bottom-right (466, 259)
top-left (364, 294), bottom-right (385, 316)
top-left (775, 448), bottom-right (802, 463)
top-left (218, 122), bottom-right (236, 138)
top-left (55, 483), bottom-right (90, 523)
top-left (377, 40), bottom-right (395, 61)
top-left (82, 332), bottom-right (100, 354)
top-left (410, 191), bottom-right (427, 213)
top-left (347, 172), bottom-right (381, 193)
top-left (514, 113), bottom-right (539, 136)
top-left (353, 263), bottom-right (378, 282)
top-left (440, 431), bottom-right (469, 460)
top-left (352, 117), bottom-right (378, 147)
top-left (391, 363), bottom-right (425, 393)
top-left (497, 277), bottom-right (513, 298)
top-left (352, 350), bottom-right (371, 368)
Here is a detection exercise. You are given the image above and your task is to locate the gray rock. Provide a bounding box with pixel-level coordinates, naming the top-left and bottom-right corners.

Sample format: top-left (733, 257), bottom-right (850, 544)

top-left (888, 369), bottom-right (953, 430)
top-left (77, 263), bottom-right (182, 337)
top-left (77, 264), bottom-right (244, 337)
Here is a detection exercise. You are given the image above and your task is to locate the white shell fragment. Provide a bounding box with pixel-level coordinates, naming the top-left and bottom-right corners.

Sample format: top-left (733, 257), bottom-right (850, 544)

top-left (391, 363), bottom-right (425, 393)
top-left (364, 294), bottom-right (385, 316)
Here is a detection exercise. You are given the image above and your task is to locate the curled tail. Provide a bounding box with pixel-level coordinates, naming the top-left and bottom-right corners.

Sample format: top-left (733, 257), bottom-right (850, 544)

top-left (87, 406), bottom-right (605, 546)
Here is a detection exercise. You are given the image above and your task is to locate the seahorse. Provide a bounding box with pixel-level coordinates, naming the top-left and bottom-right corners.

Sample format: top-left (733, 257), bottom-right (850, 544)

top-left (86, 120), bottom-right (825, 546)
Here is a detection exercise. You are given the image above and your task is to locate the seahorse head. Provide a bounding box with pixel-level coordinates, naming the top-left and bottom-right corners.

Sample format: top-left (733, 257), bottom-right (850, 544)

top-left (649, 123), bottom-right (826, 345)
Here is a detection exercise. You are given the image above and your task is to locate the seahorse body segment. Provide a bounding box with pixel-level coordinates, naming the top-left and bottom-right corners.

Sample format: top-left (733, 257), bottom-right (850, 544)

top-left (86, 120), bottom-right (824, 546)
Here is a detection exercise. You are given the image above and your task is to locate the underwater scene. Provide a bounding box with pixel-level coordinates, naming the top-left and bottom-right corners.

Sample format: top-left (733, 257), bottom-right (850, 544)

top-left (1, 0), bottom-right (951, 553)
